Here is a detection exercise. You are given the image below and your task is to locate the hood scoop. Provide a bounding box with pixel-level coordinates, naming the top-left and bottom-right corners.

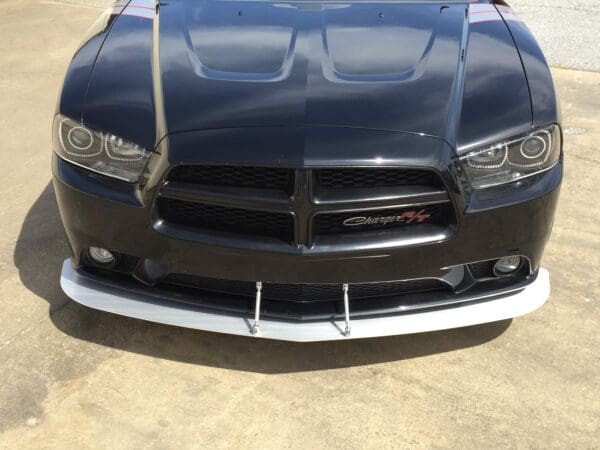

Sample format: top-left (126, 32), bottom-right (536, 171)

top-left (184, 1), bottom-right (438, 82)
top-left (185, 3), bottom-right (297, 81)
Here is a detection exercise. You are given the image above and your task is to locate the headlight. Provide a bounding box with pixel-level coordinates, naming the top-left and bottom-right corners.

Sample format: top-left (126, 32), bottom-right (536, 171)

top-left (458, 125), bottom-right (561, 189)
top-left (53, 115), bottom-right (150, 182)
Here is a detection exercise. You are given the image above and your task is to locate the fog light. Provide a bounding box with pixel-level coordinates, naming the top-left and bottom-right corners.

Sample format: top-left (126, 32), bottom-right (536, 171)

top-left (494, 256), bottom-right (523, 276)
top-left (88, 247), bottom-right (115, 265)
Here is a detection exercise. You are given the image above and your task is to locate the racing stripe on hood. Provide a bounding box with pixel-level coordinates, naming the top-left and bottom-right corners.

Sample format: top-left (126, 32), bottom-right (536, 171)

top-left (469, 3), bottom-right (523, 25)
top-left (496, 5), bottom-right (523, 23)
top-left (469, 3), bottom-right (501, 24)
top-left (113, 0), bottom-right (155, 20)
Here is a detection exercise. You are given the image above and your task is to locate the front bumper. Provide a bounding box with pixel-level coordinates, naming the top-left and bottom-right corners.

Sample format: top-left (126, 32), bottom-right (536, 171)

top-left (52, 154), bottom-right (562, 284)
top-left (61, 260), bottom-right (550, 341)
top-left (52, 128), bottom-right (561, 340)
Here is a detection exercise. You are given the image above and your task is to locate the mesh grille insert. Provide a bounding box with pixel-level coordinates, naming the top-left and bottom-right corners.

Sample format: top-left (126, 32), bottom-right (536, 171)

top-left (168, 165), bottom-right (294, 193)
top-left (157, 198), bottom-right (294, 242)
top-left (316, 168), bottom-right (443, 189)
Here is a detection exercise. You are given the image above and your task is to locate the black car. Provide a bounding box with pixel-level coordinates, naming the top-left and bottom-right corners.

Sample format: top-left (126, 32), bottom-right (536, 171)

top-left (53, 0), bottom-right (561, 341)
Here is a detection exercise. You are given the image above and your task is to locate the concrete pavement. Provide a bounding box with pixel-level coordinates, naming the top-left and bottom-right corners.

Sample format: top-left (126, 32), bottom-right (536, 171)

top-left (0, 0), bottom-right (598, 448)
top-left (510, 0), bottom-right (600, 72)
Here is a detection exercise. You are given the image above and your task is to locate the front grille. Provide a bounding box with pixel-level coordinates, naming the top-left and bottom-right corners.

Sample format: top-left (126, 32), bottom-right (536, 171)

top-left (156, 165), bottom-right (453, 246)
top-left (315, 204), bottom-right (450, 235)
top-left (316, 168), bottom-right (443, 190)
top-left (168, 165), bottom-right (294, 193)
top-left (162, 274), bottom-right (449, 303)
top-left (157, 198), bottom-right (294, 242)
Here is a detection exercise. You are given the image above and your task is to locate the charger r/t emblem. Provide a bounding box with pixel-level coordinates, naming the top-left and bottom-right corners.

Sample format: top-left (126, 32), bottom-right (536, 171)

top-left (343, 209), bottom-right (431, 227)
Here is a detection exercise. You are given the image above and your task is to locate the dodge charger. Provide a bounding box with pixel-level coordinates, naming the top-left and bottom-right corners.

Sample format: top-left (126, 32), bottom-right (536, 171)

top-left (54, 0), bottom-right (562, 341)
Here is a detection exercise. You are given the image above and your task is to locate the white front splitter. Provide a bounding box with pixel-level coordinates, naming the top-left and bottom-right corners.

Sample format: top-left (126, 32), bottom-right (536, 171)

top-left (60, 259), bottom-right (550, 342)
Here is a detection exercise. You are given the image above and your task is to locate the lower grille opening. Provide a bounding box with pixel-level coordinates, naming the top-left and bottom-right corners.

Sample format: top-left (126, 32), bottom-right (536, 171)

top-left (157, 198), bottom-right (294, 243)
top-left (163, 274), bottom-right (449, 302)
top-left (157, 274), bottom-right (452, 320)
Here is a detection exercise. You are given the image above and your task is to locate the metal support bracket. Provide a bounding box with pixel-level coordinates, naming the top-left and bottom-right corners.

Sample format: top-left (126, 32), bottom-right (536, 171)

top-left (343, 283), bottom-right (351, 337)
top-left (252, 281), bottom-right (262, 336)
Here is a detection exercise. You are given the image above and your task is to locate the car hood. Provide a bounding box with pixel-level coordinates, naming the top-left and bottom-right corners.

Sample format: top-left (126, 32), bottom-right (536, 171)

top-left (158, 0), bottom-right (467, 139)
top-left (79, 0), bottom-right (536, 151)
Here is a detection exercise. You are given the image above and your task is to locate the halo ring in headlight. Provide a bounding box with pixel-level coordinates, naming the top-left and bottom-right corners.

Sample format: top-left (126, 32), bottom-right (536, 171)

top-left (54, 115), bottom-right (150, 182)
top-left (519, 135), bottom-right (547, 159)
top-left (457, 124), bottom-right (560, 189)
top-left (104, 134), bottom-right (146, 161)
top-left (67, 126), bottom-right (94, 151)
top-left (466, 143), bottom-right (508, 170)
